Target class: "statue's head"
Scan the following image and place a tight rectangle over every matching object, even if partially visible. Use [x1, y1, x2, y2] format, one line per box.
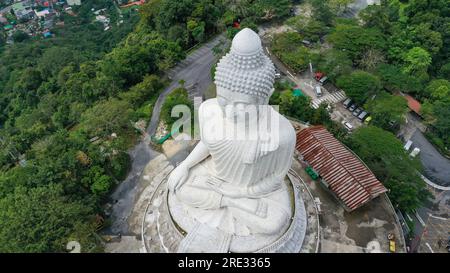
[214, 28, 275, 120]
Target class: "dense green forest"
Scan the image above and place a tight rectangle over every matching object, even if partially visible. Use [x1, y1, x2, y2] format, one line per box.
[0, 0, 294, 252]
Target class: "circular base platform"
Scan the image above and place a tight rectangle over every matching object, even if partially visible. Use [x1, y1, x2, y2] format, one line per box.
[141, 169, 308, 253]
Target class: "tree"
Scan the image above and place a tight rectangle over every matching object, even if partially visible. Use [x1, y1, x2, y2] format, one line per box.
[317, 49, 352, 82]
[424, 79, 450, 101]
[107, 151, 131, 181]
[365, 92, 408, 132]
[0, 32, 5, 48]
[336, 71, 381, 105]
[0, 184, 97, 252]
[424, 98, 450, 149]
[402, 47, 432, 75]
[286, 15, 329, 42]
[13, 68, 43, 93]
[431, 99, 450, 145]
[387, 23, 415, 64]
[12, 30, 29, 43]
[438, 63, 450, 80]
[90, 175, 113, 196]
[187, 20, 206, 43]
[375, 64, 423, 95]
[346, 126, 431, 212]
[251, 0, 292, 21]
[100, 31, 183, 88]
[277, 90, 330, 125]
[329, 0, 353, 14]
[38, 47, 82, 78]
[271, 32, 319, 73]
[225, 0, 252, 18]
[327, 24, 386, 62]
[79, 98, 133, 137]
[309, 0, 335, 26]
[411, 23, 443, 56]
[357, 49, 386, 71]
[119, 74, 163, 107]
[359, 2, 392, 32]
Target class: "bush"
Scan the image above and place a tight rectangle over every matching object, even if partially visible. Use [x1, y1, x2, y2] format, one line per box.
[161, 88, 193, 129]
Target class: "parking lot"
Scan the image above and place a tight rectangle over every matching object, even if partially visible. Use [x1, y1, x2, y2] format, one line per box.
[331, 103, 364, 131]
[285, 71, 366, 132]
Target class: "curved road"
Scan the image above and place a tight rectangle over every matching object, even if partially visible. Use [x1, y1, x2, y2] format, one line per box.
[106, 35, 226, 235]
[411, 130, 450, 187]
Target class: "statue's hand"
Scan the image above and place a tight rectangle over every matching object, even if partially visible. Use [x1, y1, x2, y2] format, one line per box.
[168, 164, 189, 193]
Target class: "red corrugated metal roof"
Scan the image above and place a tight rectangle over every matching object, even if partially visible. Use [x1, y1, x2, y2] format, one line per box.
[296, 126, 387, 211]
[404, 94, 421, 115]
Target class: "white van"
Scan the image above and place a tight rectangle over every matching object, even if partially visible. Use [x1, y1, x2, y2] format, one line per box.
[315, 85, 322, 97]
[404, 140, 413, 151]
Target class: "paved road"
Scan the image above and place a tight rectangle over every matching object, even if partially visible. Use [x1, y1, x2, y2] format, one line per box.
[105, 35, 226, 235]
[411, 130, 450, 187]
[106, 141, 159, 235]
[405, 129, 450, 252]
[148, 35, 226, 136]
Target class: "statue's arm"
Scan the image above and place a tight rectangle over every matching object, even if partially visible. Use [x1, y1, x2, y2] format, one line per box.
[169, 141, 210, 192]
[179, 140, 210, 169]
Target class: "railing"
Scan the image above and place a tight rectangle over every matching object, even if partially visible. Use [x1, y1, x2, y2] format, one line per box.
[288, 169, 321, 253]
[383, 193, 408, 253]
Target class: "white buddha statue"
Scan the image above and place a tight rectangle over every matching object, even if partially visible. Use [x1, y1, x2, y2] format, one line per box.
[167, 28, 296, 250]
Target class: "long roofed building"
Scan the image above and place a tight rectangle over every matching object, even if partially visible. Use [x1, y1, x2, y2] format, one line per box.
[296, 126, 387, 211]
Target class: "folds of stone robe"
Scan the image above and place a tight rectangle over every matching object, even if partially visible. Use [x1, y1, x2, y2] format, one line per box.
[173, 99, 296, 236]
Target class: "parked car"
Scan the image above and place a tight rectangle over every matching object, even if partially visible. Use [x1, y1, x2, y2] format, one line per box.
[364, 116, 372, 125]
[353, 107, 363, 116]
[319, 76, 328, 86]
[357, 111, 368, 121]
[302, 39, 312, 47]
[315, 85, 323, 97]
[348, 104, 357, 112]
[342, 120, 353, 131]
[314, 72, 324, 81]
[343, 98, 352, 108]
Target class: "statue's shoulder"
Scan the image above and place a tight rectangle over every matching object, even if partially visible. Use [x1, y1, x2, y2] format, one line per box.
[199, 98, 219, 108]
[199, 99, 221, 123]
[272, 109, 296, 141]
[199, 99, 219, 114]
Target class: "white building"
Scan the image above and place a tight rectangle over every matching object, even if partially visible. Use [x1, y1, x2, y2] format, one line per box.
[67, 0, 81, 6]
[35, 9, 50, 18]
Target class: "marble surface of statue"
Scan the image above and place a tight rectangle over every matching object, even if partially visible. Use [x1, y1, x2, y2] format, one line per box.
[167, 28, 297, 252]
